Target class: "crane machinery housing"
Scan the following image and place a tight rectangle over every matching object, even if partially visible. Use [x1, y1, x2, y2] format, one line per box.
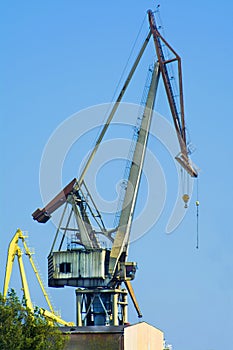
[32, 9, 198, 329]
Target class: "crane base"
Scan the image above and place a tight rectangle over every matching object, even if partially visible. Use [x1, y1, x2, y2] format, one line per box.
[75, 287, 128, 327]
[61, 322, 164, 350]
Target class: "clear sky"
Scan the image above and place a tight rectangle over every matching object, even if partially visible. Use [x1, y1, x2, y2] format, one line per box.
[1, 1, 233, 350]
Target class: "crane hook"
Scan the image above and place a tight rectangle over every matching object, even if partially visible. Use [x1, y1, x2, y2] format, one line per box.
[182, 194, 190, 208]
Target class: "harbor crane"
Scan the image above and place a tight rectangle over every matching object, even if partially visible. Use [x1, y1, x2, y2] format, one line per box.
[32, 9, 197, 327]
[3, 228, 74, 327]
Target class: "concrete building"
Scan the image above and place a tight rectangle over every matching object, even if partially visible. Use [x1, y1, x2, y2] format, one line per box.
[62, 321, 164, 350]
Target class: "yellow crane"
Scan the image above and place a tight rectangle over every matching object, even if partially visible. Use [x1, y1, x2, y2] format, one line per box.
[3, 228, 74, 327]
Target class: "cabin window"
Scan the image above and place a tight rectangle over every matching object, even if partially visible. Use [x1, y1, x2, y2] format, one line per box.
[60, 262, 71, 273]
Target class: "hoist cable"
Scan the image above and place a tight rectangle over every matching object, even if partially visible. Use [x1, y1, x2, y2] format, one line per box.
[110, 13, 147, 104]
[87, 13, 148, 169]
[196, 178, 199, 249]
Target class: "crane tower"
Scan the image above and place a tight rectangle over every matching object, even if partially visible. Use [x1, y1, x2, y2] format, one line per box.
[32, 9, 197, 328]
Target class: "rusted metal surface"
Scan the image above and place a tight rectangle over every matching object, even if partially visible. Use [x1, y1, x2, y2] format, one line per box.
[62, 326, 124, 350]
[65, 333, 124, 350]
[32, 178, 76, 223]
[65, 333, 123, 350]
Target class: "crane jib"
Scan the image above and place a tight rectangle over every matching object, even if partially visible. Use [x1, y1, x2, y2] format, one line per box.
[108, 62, 160, 276]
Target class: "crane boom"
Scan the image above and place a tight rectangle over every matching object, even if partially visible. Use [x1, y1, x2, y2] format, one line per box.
[77, 32, 151, 187]
[3, 229, 74, 326]
[148, 10, 197, 178]
[32, 32, 151, 226]
[3, 229, 34, 311]
[109, 62, 160, 276]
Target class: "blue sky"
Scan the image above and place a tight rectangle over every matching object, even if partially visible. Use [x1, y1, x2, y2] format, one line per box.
[1, 1, 233, 350]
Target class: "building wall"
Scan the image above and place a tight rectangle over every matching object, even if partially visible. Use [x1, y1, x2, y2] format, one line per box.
[124, 322, 164, 350]
[64, 332, 123, 350]
[63, 322, 164, 350]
